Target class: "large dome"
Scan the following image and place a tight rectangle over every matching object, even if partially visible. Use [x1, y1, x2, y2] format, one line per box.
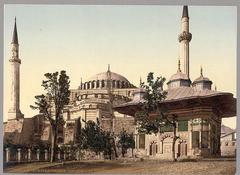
[79, 71, 135, 90]
[87, 71, 130, 82]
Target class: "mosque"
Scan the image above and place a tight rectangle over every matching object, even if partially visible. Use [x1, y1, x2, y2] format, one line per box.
[4, 6, 236, 159]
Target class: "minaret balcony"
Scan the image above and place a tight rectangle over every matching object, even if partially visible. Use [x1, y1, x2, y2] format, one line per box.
[9, 58, 21, 64]
[178, 31, 192, 42]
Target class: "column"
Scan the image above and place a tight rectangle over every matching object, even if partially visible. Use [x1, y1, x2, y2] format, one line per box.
[161, 141, 163, 154]
[199, 118, 203, 149]
[115, 80, 118, 89]
[95, 81, 98, 89]
[58, 151, 61, 160]
[75, 150, 79, 161]
[135, 135, 139, 150]
[64, 151, 66, 160]
[28, 148, 31, 161]
[189, 119, 193, 155]
[36, 149, 40, 161]
[5, 148, 10, 163]
[17, 148, 21, 162]
[67, 152, 71, 160]
[89, 81, 92, 89]
[44, 149, 48, 161]
[103, 80, 106, 88]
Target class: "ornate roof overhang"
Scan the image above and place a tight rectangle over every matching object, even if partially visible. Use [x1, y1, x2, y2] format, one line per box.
[114, 92, 236, 120]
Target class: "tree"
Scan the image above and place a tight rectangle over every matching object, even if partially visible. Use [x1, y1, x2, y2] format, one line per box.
[82, 119, 106, 155]
[81, 119, 117, 160]
[135, 72, 178, 161]
[30, 70, 70, 162]
[118, 129, 135, 157]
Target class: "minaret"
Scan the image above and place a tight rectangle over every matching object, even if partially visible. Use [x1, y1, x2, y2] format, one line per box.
[178, 6, 192, 78]
[8, 17, 24, 120]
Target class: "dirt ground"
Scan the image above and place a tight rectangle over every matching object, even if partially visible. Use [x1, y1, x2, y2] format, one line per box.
[4, 159, 236, 175]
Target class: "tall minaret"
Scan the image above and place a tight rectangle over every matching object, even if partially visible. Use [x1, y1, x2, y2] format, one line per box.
[178, 6, 192, 78]
[8, 17, 24, 120]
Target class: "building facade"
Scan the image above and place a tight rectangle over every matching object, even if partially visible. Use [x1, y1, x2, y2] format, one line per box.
[220, 125, 237, 157]
[4, 6, 236, 161]
[115, 6, 236, 159]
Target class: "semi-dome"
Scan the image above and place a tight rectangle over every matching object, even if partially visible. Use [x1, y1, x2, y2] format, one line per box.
[79, 67, 135, 90]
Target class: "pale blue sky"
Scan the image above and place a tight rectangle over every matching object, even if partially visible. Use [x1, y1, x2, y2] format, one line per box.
[3, 5, 237, 128]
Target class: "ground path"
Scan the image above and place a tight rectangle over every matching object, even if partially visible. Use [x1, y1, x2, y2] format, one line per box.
[4, 159, 236, 175]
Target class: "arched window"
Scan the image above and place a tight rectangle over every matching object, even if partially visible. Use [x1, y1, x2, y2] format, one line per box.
[96, 80, 100, 88]
[117, 81, 120, 88]
[87, 82, 90, 89]
[121, 81, 125, 88]
[91, 81, 95, 89]
[112, 80, 116, 88]
[102, 80, 105, 87]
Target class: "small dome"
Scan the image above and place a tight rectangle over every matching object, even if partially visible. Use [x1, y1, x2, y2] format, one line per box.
[169, 71, 189, 82]
[192, 67, 212, 90]
[167, 59, 191, 89]
[193, 76, 211, 83]
[192, 67, 212, 85]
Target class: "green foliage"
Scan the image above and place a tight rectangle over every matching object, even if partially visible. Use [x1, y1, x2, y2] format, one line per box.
[73, 117, 86, 151]
[141, 72, 167, 112]
[118, 130, 135, 157]
[136, 72, 179, 161]
[135, 72, 168, 134]
[82, 120, 106, 154]
[80, 119, 115, 159]
[30, 70, 70, 125]
[30, 70, 71, 162]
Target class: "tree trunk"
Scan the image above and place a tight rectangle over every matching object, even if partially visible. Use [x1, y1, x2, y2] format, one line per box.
[122, 148, 125, 157]
[50, 125, 57, 162]
[113, 139, 118, 158]
[172, 122, 177, 162]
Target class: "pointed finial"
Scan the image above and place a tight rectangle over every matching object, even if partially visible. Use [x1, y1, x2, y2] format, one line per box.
[178, 58, 181, 72]
[81, 77, 82, 84]
[182, 6, 189, 18]
[108, 64, 110, 72]
[140, 76, 142, 87]
[200, 66, 203, 76]
[12, 17, 18, 44]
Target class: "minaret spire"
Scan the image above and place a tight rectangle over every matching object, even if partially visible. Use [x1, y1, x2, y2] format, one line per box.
[8, 17, 23, 120]
[139, 76, 142, 87]
[179, 5, 192, 79]
[12, 17, 18, 44]
[182, 6, 189, 18]
[200, 66, 203, 76]
[178, 58, 181, 72]
[107, 64, 110, 72]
